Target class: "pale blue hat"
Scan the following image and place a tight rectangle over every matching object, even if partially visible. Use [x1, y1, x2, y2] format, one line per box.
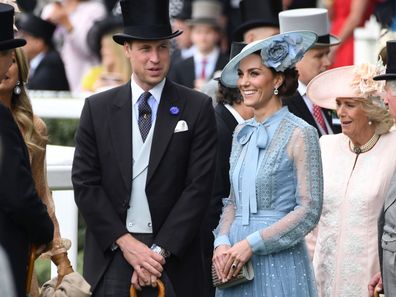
[220, 31, 317, 88]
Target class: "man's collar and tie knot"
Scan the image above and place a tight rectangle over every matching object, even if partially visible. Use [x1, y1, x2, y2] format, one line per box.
[138, 91, 152, 142]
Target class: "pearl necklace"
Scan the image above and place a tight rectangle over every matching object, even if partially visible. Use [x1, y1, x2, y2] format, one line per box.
[349, 133, 380, 154]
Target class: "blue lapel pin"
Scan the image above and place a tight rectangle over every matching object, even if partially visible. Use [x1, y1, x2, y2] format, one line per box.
[169, 106, 179, 115]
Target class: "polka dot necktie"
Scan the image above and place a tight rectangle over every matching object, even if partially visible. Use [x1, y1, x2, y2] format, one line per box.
[138, 92, 152, 142]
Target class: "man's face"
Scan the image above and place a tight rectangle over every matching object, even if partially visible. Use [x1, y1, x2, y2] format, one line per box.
[296, 46, 331, 86]
[0, 50, 13, 81]
[190, 24, 219, 54]
[124, 39, 171, 91]
[19, 31, 43, 61]
[385, 81, 396, 116]
[243, 26, 279, 43]
[172, 19, 192, 49]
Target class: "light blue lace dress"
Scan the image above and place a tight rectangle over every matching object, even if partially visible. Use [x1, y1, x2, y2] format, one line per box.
[214, 107, 323, 297]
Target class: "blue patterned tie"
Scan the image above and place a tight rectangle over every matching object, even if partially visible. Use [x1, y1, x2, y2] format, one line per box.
[138, 92, 152, 142]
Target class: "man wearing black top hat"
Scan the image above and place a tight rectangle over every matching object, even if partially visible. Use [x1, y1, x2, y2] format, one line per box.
[72, 0, 217, 296]
[0, 3, 54, 297]
[18, 13, 69, 91]
[369, 40, 396, 297]
[170, 0, 195, 66]
[233, 0, 282, 43]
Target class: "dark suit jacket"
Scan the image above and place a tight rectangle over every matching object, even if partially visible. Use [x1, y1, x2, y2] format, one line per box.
[0, 103, 54, 297]
[170, 48, 183, 68]
[72, 79, 217, 297]
[282, 92, 338, 137]
[168, 52, 229, 89]
[213, 104, 238, 205]
[27, 50, 69, 91]
[200, 103, 238, 297]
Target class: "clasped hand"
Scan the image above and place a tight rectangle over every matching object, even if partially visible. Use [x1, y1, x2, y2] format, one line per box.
[212, 239, 253, 283]
[116, 234, 165, 290]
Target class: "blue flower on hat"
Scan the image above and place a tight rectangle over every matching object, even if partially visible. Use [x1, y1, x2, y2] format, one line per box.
[261, 34, 304, 72]
[169, 106, 179, 115]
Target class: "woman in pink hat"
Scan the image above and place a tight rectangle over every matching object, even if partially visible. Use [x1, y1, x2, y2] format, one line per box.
[307, 62, 396, 297]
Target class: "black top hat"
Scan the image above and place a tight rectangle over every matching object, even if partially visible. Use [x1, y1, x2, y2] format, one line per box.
[374, 40, 396, 81]
[171, 0, 192, 20]
[215, 41, 246, 82]
[0, 3, 26, 51]
[233, 0, 282, 42]
[113, 0, 182, 44]
[18, 13, 56, 45]
[87, 15, 123, 58]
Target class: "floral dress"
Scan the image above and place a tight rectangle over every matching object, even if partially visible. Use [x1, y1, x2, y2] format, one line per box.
[214, 107, 323, 297]
[313, 132, 396, 297]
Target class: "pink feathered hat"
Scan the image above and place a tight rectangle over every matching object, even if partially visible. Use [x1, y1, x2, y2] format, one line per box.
[307, 63, 386, 109]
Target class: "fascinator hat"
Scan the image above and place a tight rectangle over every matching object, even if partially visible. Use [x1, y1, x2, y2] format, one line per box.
[220, 31, 317, 88]
[307, 61, 386, 110]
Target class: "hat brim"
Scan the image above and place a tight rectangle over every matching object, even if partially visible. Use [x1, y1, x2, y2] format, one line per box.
[307, 66, 359, 110]
[187, 18, 221, 28]
[314, 35, 340, 47]
[0, 38, 26, 51]
[113, 30, 182, 45]
[373, 73, 396, 81]
[221, 31, 317, 88]
[233, 20, 279, 42]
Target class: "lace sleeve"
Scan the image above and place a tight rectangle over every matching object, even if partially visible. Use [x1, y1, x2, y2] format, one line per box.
[213, 124, 244, 248]
[246, 126, 323, 255]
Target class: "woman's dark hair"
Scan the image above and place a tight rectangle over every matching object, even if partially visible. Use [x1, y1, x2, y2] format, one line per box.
[270, 67, 299, 97]
[216, 80, 243, 106]
[251, 50, 299, 97]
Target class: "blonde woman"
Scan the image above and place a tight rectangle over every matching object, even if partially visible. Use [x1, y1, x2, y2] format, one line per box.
[0, 47, 72, 296]
[82, 31, 132, 93]
[307, 62, 396, 297]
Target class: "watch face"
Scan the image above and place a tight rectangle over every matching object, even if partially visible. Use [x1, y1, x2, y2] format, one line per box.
[151, 244, 170, 257]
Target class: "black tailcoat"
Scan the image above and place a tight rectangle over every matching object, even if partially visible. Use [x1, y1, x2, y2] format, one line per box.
[72, 79, 217, 296]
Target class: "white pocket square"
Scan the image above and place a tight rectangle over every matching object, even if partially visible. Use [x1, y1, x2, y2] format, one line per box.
[174, 120, 188, 133]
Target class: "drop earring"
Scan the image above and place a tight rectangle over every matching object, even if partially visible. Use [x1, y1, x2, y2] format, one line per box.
[273, 87, 279, 96]
[14, 81, 21, 95]
[368, 120, 372, 126]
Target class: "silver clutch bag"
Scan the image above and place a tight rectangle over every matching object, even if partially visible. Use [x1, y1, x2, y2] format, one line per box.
[212, 260, 254, 289]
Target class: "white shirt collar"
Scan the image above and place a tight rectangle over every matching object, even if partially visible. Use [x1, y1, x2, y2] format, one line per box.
[181, 45, 196, 60]
[29, 52, 45, 75]
[195, 47, 220, 65]
[131, 74, 166, 105]
[224, 104, 245, 124]
[298, 80, 313, 112]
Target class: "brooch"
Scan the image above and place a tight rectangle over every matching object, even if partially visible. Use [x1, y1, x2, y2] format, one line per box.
[169, 106, 179, 115]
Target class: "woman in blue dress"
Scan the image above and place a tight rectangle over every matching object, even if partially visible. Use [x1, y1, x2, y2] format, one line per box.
[212, 31, 323, 297]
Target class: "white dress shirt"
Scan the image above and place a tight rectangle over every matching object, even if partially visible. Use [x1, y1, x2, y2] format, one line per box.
[298, 81, 333, 135]
[194, 47, 220, 80]
[225, 104, 245, 124]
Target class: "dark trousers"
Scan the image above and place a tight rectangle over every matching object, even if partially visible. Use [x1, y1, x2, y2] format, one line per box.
[93, 234, 176, 297]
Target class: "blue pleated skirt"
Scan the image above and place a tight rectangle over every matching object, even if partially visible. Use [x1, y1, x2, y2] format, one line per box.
[215, 212, 318, 297]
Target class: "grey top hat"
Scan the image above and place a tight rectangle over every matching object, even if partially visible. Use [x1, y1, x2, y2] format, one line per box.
[0, 3, 26, 51]
[187, 0, 222, 28]
[221, 31, 317, 87]
[374, 40, 396, 81]
[279, 8, 340, 47]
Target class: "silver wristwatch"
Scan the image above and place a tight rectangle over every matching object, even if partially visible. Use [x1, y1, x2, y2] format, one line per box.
[151, 244, 170, 258]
